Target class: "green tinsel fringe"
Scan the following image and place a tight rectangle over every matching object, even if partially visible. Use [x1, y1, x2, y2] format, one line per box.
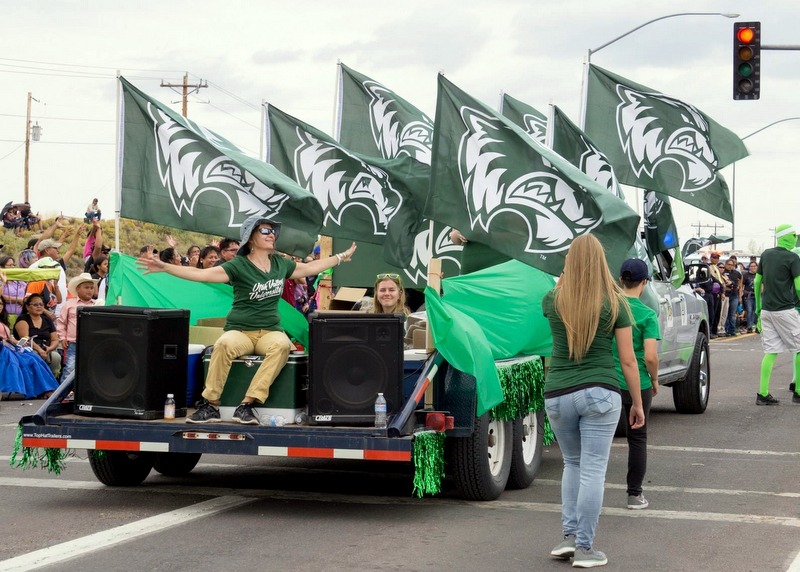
[492, 358, 554, 445]
[9, 424, 69, 475]
[412, 430, 446, 497]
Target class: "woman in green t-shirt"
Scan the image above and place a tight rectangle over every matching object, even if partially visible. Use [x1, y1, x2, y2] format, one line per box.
[139, 214, 356, 426]
[543, 234, 644, 569]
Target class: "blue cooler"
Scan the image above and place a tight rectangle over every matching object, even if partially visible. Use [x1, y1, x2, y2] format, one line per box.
[186, 344, 207, 406]
[403, 349, 429, 405]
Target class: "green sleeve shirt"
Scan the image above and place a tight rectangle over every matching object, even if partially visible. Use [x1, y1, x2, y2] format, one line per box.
[757, 247, 800, 311]
[221, 255, 297, 332]
[542, 288, 633, 397]
[612, 296, 661, 390]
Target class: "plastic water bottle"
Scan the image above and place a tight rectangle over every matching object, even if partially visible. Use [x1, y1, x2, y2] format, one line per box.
[266, 415, 286, 427]
[294, 411, 308, 425]
[374, 393, 387, 429]
[164, 394, 176, 420]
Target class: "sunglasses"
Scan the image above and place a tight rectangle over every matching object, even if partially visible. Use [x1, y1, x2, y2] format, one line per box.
[28, 302, 45, 307]
[377, 273, 400, 280]
[257, 228, 276, 236]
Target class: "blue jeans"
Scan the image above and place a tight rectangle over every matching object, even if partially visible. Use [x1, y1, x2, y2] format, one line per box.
[743, 294, 755, 329]
[725, 293, 739, 335]
[545, 386, 622, 549]
[61, 342, 76, 384]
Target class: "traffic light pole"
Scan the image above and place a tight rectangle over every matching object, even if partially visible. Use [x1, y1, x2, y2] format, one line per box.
[761, 45, 800, 50]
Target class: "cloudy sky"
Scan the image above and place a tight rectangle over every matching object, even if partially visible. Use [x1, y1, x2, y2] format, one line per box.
[1, 0, 797, 253]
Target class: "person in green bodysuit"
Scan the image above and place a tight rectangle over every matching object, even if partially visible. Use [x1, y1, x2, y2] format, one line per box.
[754, 224, 800, 405]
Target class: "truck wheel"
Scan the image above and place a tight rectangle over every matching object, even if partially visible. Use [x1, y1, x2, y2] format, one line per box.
[507, 410, 544, 489]
[153, 453, 202, 476]
[673, 332, 710, 414]
[88, 450, 154, 486]
[449, 412, 512, 501]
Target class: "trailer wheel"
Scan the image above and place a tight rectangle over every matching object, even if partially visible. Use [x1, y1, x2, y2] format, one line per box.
[449, 412, 512, 501]
[673, 332, 710, 414]
[507, 410, 544, 490]
[153, 453, 202, 476]
[88, 450, 154, 486]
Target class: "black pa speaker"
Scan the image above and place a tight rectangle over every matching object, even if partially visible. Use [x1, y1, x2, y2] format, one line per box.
[75, 306, 190, 419]
[308, 312, 404, 425]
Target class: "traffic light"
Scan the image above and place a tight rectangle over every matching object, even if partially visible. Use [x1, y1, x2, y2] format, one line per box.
[733, 22, 761, 100]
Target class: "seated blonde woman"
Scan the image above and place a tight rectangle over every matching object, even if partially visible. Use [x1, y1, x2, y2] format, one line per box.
[371, 273, 410, 316]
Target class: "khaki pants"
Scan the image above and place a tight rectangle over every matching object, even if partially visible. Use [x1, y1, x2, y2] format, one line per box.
[202, 329, 293, 404]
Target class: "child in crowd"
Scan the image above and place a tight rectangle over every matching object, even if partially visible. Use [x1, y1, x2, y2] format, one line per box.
[56, 273, 98, 383]
[612, 259, 661, 510]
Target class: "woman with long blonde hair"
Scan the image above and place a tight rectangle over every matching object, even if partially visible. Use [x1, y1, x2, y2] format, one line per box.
[543, 234, 644, 568]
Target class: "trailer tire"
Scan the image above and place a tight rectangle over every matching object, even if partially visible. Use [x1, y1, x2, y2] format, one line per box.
[672, 332, 710, 414]
[88, 450, 154, 486]
[153, 453, 202, 476]
[449, 412, 512, 501]
[507, 410, 544, 490]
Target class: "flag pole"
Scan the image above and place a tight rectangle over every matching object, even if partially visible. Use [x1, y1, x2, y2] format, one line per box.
[497, 90, 504, 114]
[578, 56, 590, 130]
[114, 70, 122, 254]
[333, 60, 342, 142]
[114, 70, 123, 304]
[259, 98, 266, 161]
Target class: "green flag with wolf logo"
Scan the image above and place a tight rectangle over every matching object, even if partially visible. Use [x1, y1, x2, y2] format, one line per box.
[549, 105, 651, 269]
[118, 77, 322, 257]
[335, 63, 460, 286]
[337, 62, 434, 164]
[425, 74, 640, 277]
[585, 65, 748, 223]
[265, 102, 428, 270]
[500, 92, 547, 145]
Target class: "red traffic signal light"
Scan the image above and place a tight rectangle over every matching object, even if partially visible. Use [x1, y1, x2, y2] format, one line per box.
[733, 22, 760, 100]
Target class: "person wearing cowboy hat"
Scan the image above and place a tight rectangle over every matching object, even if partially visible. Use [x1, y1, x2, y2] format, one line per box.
[138, 213, 357, 425]
[56, 273, 98, 384]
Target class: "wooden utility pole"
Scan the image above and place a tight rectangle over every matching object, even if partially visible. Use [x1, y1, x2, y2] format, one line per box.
[23, 92, 32, 203]
[160, 72, 208, 117]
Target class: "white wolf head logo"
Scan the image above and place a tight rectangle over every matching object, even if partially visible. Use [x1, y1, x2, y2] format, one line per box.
[402, 226, 462, 284]
[577, 135, 625, 200]
[643, 190, 666, 230]
[149, 104, 289, 228]
[616, 86, 718, 192]
[292, 129, 402, 236]
[521, 113, 547, 145]
[364, 80, 434, 165]
[458, 108, 602, 253]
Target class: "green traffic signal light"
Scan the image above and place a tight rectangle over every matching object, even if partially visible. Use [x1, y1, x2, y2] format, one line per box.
[733, 22, 761, 100]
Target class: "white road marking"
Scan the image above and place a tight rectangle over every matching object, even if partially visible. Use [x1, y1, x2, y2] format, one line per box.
[2, 476, 800, 528]
[612, 443, 800, 457]
[0, 495, 255, 572]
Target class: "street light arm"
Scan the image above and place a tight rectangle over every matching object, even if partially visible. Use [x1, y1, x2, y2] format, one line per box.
[588, 12, 739, 59]
[743, 117, 800, 140]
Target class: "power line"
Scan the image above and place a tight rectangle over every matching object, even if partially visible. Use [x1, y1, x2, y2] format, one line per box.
[0, 56, 184, 74]
[0, 112, 113, 122]
[0, 142, 24, 162]
[0, 139, 113, 145]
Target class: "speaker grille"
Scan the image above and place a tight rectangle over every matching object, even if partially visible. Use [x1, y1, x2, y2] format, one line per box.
[83, 338, 140, 404]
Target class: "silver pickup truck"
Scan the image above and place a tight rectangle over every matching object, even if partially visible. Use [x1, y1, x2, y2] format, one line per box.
[645, 253, 712, 414]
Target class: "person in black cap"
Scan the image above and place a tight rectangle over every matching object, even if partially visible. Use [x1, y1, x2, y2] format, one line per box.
[138, 214, 356, 425]
[612, 258, 661, 511]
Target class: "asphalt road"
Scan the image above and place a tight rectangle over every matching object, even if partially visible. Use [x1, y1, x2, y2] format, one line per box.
[1, 332, 799, 572]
